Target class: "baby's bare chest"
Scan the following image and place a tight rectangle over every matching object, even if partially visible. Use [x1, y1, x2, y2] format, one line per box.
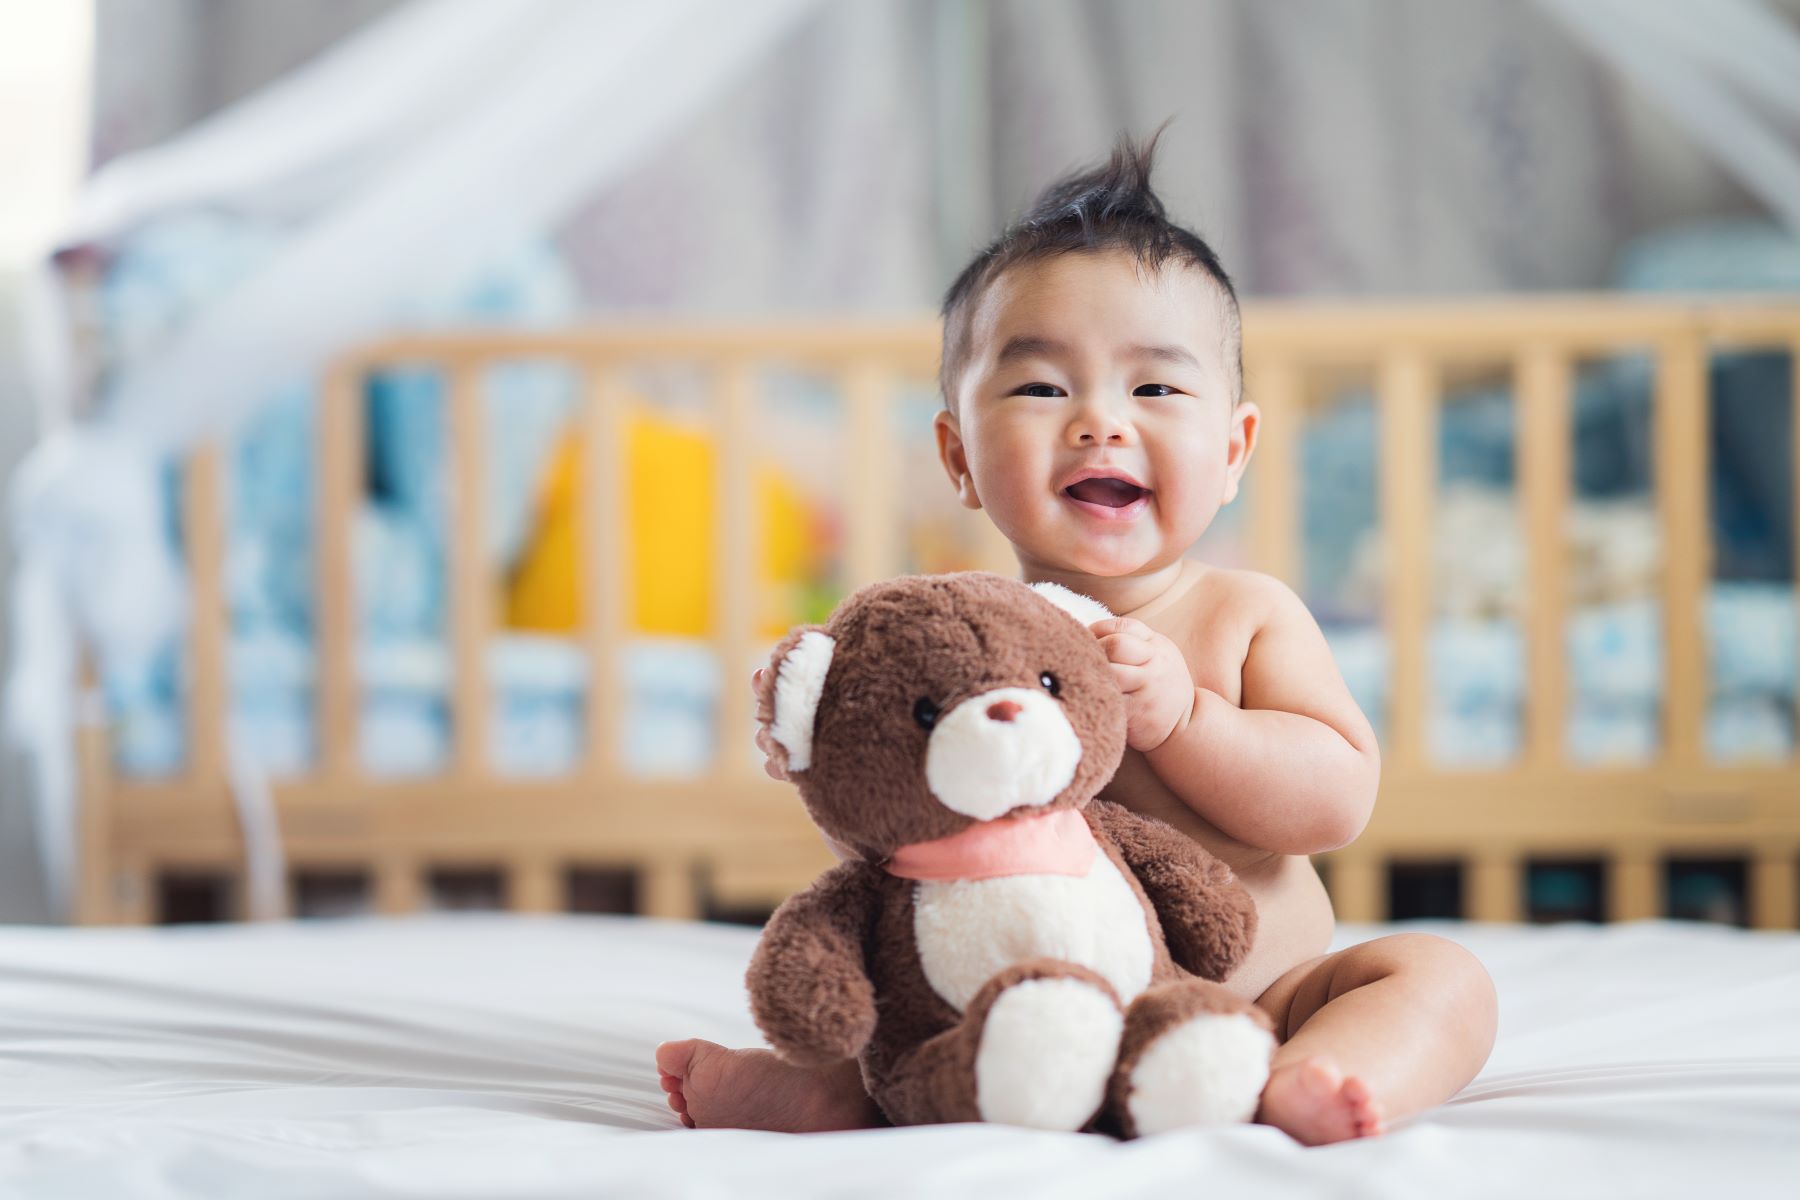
[1145, 596, 1254, 707]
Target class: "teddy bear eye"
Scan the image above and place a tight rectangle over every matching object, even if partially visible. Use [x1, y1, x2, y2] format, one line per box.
[912, 697, 941, 730]
[1039, 671, 1061, 697]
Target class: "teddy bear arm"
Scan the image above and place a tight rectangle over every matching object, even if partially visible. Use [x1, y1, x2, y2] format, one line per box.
[746, 864, 880, 1067]
[1088, 800, 1258, 982]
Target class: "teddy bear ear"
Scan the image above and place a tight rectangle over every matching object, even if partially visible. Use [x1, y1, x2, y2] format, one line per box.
[758, 627, 836, 773]
[1029, 580, 1114, 628]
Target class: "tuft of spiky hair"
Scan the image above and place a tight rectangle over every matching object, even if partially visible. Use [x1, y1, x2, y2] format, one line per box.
[938, 123, 1241, 405]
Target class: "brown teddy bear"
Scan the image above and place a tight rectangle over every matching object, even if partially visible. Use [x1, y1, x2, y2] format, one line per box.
[746, 572, 1275, 1136]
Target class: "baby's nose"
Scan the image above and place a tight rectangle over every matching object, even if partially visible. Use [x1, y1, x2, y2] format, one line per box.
[986, 700, 1022, 722]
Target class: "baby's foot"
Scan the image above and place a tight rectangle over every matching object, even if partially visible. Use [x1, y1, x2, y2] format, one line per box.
[654, 1039, 883, 1132]
[1256, 1057, 1385, 1146]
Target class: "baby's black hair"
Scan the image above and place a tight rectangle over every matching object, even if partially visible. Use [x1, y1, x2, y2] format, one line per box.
[938, 125, 1241, 403]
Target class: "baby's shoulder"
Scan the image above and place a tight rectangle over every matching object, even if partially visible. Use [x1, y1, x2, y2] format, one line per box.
[1182, 563, 1310, 631]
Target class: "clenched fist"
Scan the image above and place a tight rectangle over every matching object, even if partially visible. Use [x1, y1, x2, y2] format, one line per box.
[1089, 617, 1196, 752]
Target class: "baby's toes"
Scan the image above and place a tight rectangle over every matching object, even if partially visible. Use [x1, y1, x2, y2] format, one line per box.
[1341, 1075, 1385, 1137]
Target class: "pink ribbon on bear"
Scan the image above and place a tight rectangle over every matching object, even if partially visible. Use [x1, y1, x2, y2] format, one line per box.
[883, 806, 1097, 881]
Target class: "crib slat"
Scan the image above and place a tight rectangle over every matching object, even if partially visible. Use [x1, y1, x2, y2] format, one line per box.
[642, 857, 700, 920]
[715, 361, 758, 776]
[1247, 358, 1302, 587]
[447, 361, 491, 776]
[1327, 851, 1383, 923]
[844, 364, 899, 587]
[1655, 336, 1709, 766]
[317, 361, 363, 779]
[1469, 852, 1522, 922]
[1791, 336, 1800, 757]
[1751, 849, 1799, 930]
[184, 447, 227, 786]
[509, 856, 561, 914]
[1377, 351, 1438, 772]
[374, 855, 423, 915]
[971, 510, 1018, 576]
[1608, 849, 1660, 922]
[1518, 347, 1571, 768]
[582, 366, 631, 778]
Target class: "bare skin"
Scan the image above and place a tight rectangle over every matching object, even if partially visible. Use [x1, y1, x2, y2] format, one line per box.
[657, 251, 1497, 1144]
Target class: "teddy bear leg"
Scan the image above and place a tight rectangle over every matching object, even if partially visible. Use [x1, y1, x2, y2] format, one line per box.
[1106, 978, 1276, 1138]
[878, 958, 1125, 1131]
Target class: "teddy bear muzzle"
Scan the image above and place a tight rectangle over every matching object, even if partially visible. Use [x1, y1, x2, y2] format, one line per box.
[922, 686, 1084, 819]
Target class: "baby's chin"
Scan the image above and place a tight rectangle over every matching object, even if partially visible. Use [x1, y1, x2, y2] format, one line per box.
[1019, 524, 1183, 580]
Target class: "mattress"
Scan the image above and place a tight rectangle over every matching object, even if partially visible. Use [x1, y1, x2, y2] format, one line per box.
[2, 916, 1795, 1198]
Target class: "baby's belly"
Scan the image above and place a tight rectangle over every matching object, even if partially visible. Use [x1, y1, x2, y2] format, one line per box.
[910, 856, 1156, 1012]
[1222, 853, 1336, 1001]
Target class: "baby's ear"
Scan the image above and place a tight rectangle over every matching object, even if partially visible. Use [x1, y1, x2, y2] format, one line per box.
[756, 625, 836, 773]
[1029, 581, 1114, 628]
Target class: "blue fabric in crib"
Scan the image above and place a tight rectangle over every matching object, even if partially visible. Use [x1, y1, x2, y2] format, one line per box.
[1321, 583, 1797, 767]
[112, 585, 1793, 777]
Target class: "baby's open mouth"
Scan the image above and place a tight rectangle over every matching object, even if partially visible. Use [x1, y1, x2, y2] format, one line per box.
[1063, 477, 1150, 508]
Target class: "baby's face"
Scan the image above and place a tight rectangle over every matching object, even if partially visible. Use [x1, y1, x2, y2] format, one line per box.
[937, 250, 1255, 579]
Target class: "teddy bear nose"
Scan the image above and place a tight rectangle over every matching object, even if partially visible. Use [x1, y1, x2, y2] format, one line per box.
[986, 699, 1022, 723]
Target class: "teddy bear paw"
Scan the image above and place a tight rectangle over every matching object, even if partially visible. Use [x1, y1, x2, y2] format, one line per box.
[974, 977, 1124, 1130]
[1124, 1011, 1274, 1136]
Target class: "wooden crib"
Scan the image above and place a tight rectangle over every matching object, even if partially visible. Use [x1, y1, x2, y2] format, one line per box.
[73, 297, 1800, 929]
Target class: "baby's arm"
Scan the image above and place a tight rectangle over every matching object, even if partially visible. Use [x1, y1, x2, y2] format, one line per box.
[746, 862, 880, 1067]
[1095, 575, 1378, 855]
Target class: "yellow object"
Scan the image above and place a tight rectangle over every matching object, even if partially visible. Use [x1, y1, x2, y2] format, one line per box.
[627, 416, 716, 636]
[504, 410, 822, 639]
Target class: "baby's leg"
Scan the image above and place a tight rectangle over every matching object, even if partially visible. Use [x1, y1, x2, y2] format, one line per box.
[1253, 933, 1497, 1146]
[655, 1041, 884, 1131]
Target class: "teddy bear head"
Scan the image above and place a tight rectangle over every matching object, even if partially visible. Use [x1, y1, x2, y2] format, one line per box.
[753, 572, 1127, 862]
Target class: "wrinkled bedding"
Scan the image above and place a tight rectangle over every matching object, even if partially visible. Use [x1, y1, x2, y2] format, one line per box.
[2, 916, 1796, 1198]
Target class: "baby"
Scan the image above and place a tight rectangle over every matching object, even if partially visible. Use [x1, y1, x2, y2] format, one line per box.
[657, 132, 1496, 1146]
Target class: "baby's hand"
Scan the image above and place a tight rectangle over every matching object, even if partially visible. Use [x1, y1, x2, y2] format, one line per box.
[751, 667, 791, 782]
[1090, 617, 1196, 752]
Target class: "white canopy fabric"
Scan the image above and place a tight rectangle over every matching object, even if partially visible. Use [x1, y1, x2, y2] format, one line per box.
[1538, 0, 1800, 233]
[57, 0, 827, 449]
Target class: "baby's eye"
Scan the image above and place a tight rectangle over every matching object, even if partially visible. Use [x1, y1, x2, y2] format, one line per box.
[1133, 383, 1177, 397]
[1014, 383, 1066, 398]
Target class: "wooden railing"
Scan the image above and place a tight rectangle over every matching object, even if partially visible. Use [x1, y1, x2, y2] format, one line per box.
[79, 299, 1800, 928]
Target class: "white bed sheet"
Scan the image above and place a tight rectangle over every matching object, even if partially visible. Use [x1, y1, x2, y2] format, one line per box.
[2, 916, 1796, 1199]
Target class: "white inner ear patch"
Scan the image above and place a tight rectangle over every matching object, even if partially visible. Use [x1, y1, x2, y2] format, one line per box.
[769, 630, 835, 771]
[1029, 581, 1114, 628]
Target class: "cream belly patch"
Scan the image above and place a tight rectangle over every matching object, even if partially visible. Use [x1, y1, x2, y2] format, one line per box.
[911, 854, 1156, 1012]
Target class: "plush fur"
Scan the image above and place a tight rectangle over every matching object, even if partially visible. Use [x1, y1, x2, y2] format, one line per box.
[745, 572, 1273, 1135]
